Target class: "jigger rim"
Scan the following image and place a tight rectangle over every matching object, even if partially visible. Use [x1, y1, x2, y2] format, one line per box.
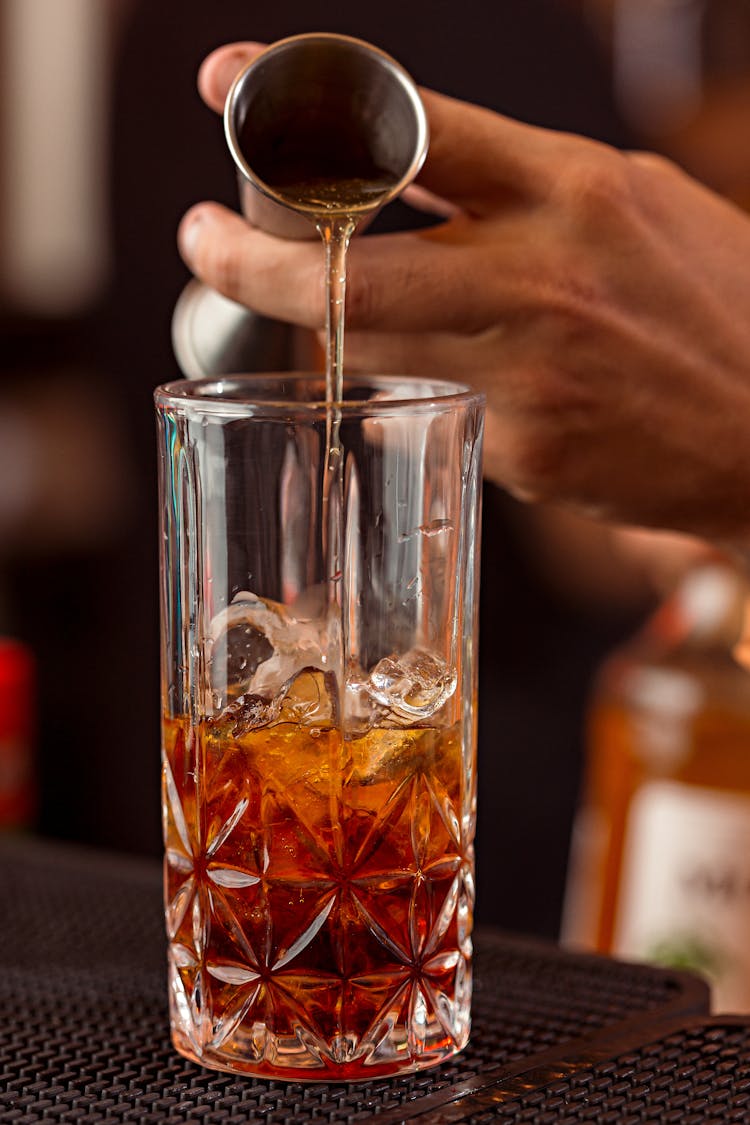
[223, 31, 430, 218]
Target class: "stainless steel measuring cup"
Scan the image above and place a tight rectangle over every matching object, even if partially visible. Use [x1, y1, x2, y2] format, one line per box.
[225, 32, 428, 238]
[172, 33, 428, 378]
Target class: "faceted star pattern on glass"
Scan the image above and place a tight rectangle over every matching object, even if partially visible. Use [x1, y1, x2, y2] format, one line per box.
[162, 716, 474, 1079]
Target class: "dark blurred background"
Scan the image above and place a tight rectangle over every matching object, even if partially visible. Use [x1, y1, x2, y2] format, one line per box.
[0, 0, 748, 940]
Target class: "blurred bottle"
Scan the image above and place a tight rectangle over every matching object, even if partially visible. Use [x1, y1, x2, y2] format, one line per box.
[562, 559, 750, 1011]
[0, 638, 36, 829]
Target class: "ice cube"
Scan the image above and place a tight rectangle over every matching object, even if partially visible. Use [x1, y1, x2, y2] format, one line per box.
[343, 663, 390, 735]
[279, 668, 335, 726]
[366, 648, 456, 721]
[215, 669, 335, 736]
[208, 616, 273, 703]
[208, 590, 328, 714]
[220, 691, 281, 736]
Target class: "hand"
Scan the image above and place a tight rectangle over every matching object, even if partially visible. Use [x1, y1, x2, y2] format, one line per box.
[178, 43, 750, 545]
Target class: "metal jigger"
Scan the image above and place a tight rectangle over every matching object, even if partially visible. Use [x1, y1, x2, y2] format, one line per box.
[172, 32, 428, 380]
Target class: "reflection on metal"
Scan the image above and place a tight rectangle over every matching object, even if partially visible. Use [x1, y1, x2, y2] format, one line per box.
[171, 281, 294, 380]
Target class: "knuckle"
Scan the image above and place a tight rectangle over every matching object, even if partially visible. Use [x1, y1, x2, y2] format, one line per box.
[556, 150, 633, 223]
[628, 149, 677, 180]
[627, 150, 685, 209]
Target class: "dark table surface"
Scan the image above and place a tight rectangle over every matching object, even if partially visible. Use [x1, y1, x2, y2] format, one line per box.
[3, 835, 749, 1123]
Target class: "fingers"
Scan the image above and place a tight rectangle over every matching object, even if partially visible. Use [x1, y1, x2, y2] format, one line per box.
[178, 203, 325, 327]
[197, 42, 266, 112]
[413, 89, 574, 214]
[179, 201, 511, 333]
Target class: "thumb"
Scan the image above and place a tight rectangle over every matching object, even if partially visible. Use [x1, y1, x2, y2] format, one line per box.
[197, 42, 266, 113]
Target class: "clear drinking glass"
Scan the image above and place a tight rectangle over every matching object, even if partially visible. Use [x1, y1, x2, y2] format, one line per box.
[155, 374, 484, 1079]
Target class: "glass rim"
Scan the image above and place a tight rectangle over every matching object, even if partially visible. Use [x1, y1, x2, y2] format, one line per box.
[154, 373, 485, 418]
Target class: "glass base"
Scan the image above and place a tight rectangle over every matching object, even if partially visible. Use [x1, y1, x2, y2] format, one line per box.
[171, 1022, 470, 1081]
[167, 958, 472, 1080]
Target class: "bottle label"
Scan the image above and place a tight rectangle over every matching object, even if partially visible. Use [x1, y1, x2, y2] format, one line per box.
[614, 779, 750, 1012]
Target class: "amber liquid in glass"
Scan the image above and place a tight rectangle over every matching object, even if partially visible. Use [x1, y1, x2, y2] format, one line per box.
[162, 683, 473, 1078]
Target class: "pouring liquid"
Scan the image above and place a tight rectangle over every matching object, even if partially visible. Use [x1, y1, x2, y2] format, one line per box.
[262, 169, 399, 609]
[236, 125, 399, 396]
[260, 172, 398, 402]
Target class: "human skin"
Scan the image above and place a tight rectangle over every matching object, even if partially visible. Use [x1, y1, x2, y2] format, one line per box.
[178, 42, 750, 545]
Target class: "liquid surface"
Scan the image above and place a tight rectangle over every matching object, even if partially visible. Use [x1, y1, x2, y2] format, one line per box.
[275, 175, 398, 216]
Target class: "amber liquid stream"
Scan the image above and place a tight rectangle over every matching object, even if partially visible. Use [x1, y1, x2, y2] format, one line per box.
[268, 171, 398, 639]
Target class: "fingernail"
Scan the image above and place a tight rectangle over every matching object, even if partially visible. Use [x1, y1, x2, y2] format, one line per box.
[178, 211, 204, 265]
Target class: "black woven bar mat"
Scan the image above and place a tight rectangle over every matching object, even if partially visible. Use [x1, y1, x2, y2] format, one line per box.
[395, 1017, 750, 1122]
[0, 837, 710, 1123]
